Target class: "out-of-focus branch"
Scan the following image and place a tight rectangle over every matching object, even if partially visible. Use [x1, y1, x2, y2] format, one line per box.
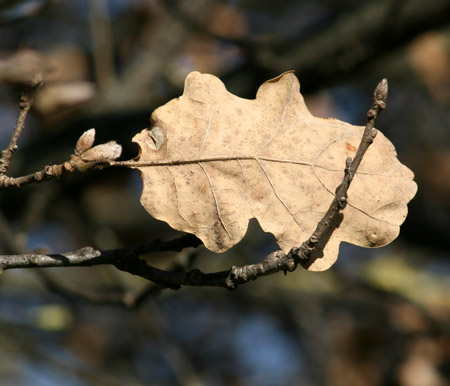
[38, 250, 200, 308]
[90, 0, 216, 114]
[87, 0, 117, 91]
[257, 0, 450, 91]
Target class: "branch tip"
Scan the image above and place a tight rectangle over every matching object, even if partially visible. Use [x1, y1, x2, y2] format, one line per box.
[374, 78, 388, 104]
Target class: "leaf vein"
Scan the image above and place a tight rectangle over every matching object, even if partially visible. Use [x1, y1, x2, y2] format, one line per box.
[198, 163, 232, 239]
[256, 159, 306, 233]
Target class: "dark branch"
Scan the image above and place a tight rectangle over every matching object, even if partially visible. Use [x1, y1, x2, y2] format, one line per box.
[259, 0, 450, 92]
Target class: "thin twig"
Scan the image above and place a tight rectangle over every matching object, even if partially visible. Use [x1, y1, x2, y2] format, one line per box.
[0, 163, 70, 189]
[0, 89, 71, 188]
[87, 0, 117, 91]
[0, 92, 35, 175]
[0, 159, 117, 189]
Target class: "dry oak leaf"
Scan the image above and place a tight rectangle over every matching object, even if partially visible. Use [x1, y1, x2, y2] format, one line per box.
[131, 71, 417, 271]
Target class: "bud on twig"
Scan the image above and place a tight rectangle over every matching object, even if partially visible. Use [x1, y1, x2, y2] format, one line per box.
[374, 78, 388, 103]
[70, 129, 122, 171]
[81, 142, 122, 162]
[75, 128, 96, 155]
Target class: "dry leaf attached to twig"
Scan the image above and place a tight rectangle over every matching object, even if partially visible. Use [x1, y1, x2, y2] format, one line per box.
[129, 72, 417, 271]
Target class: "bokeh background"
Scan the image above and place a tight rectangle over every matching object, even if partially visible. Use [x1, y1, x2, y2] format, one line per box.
[0, 1, 449, 385]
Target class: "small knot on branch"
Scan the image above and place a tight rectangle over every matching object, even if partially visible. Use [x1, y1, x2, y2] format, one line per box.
[338, 195, 347, 209]
[225, 266, 239, 290]
[345, 157, 352, 169]
[44, 164, 64, 178]
[0, 175, 18, 188]
[288, 235, 319, 263]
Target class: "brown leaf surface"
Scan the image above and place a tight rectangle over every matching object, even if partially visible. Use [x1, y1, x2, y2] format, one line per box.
[131, 72, 417, 271]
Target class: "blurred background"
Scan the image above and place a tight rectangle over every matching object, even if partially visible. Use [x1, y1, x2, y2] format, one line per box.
[0, 0, 449, 385]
